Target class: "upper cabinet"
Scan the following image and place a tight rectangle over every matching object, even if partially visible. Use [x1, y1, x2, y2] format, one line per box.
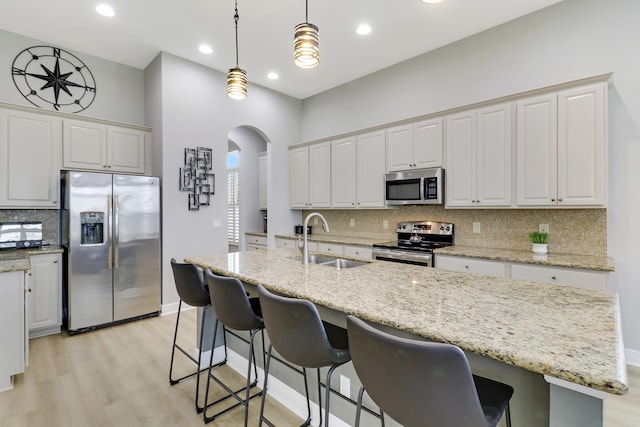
[445, 103, 512, 207]
[63, 119, 149, 175]
[258, 152, 268, 210]
[516, 83, 606, 207]
[386, 118, 443, 172]
[331, 130, 386, 208]
[289, 142, 331, 209]
[0, 108, 62, 208]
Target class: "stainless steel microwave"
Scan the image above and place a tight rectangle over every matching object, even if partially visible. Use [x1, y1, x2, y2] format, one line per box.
[385, 168, 444, 205]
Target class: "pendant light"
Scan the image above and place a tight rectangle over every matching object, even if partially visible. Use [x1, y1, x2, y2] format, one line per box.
[227, 0, 247, 100]
[294, 0, 319, 69]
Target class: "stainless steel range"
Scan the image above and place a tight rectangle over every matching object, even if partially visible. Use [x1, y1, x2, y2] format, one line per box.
[373, 221, 454, 267]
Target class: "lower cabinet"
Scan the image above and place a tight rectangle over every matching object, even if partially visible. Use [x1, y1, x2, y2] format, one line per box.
[0, 270, 26, 390]
[27, 253, 62, 338]
[436, 254, 607, 290]
[246, 234, 267, 251]
[275, 238, 373, 260]
[510, 263, 607, 291]
[435, 255, 507, 277]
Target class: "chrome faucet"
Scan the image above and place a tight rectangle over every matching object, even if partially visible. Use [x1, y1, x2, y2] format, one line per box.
[300, 212, 330, 266]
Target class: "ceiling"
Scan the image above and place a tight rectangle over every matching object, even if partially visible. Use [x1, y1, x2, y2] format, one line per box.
[0, 0, 564, 100]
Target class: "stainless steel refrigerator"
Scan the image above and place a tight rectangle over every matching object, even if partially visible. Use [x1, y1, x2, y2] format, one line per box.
[62, 171, 161, 333]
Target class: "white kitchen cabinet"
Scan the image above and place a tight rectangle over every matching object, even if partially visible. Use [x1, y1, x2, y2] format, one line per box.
[386, 118, 443, 172]
[516, 83, 606, 207]
[317, 242, 344, 255]
[445, 104, 512, 207]
[0, 108, 62, 208]
[343, 245, 373, 260]
[435, 255, 507, 277]
[27, 253, 62, 338]
[289, 142, 331, 208]
[246, 234, 267, 251]
[331, 130, 386, 209]
[511, 263, 607, 291]
[331, 137, 356, 208]
[258, 152, 268, 210]
[356, 130, 386, 208]
[0, 270, 26, 391]
[276, 237, 317, 252]
[63, 119, 147, 174]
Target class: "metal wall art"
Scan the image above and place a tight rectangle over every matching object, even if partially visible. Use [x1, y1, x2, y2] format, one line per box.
[179, 147, 215, 211]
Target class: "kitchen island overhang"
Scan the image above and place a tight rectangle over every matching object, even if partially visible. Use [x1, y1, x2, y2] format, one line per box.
[186, 248, 627, 425]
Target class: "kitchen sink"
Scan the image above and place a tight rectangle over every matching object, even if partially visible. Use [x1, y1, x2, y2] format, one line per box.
[293, 255, 368, 269]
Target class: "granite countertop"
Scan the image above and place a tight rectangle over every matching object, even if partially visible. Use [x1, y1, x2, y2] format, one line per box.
[245, 231, 267, 237]
[434, 245, 615, 272]
[275, 233, 384, 248]
[0, 245, 64, 273]
[186, 247, 627, 395]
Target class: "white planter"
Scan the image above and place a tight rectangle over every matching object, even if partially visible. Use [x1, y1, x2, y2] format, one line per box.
[532, 243, 548, 254]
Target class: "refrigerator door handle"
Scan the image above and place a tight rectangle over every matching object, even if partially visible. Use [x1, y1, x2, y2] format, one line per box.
[113, 196, 120, 268]
[114, 194, 120, 269]
[107, 194, 113, 269]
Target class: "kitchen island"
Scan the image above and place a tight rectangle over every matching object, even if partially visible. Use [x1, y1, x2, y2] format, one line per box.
[186, 248, 627, 427]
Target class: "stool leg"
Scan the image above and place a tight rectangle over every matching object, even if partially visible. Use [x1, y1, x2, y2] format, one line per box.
[259, 344, 273, 427]
[324, 363, 342, 427]
[194, 305, 209, 413]
[505, 403, 512, 427]
[301, 367, 312, 427]
[203, 319, 221, 421]
[355, 385, 365, 427]
[317, 368, 323, 426]
[168, 300, 183, 385]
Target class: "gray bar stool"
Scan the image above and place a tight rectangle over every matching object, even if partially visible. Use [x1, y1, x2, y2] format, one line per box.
[169, 258, 227, 413]
[257, 284, 351, 427]
[346, 315, 514, 427]
[203, 270, 266, 426]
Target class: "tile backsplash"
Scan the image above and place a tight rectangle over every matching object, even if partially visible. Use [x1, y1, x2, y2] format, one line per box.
[0, 209, 59, 243]
[302, 207, 607, 257]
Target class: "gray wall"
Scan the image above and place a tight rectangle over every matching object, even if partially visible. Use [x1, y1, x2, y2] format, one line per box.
[0, 28, 145, 125]
[152, 53, 302, 306]
[300, 0, 640, 359]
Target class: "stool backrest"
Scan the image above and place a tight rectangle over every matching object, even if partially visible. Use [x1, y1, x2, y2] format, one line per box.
[346, 315, 490, 427]
[205, 270, 263, 331]
[258, 284, 341, 368]
[170, 258, 210, 307]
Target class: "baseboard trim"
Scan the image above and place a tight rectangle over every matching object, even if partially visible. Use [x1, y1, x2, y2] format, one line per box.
[225, 348, 350, 427]
[626, 348, 640, 367]
[161, 302, 181, 315]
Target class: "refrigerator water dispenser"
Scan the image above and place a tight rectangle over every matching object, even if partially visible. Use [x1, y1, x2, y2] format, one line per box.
[80, 212, 104, 244]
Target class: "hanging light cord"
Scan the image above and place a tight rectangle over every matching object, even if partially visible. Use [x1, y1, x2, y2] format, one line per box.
[234, 0, 240, 66]
[305, 0, 309, 23]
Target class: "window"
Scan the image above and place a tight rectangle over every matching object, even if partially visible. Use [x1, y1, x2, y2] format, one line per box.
[227, 151, 239, 245]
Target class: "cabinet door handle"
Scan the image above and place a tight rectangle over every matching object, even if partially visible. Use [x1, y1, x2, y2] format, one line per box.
[551, 198, 556, 202]
[551, 276, 557, 280]
[53, 260, 58, 263]
[28, 288, 32, 293]
[558, 198, 563, 202]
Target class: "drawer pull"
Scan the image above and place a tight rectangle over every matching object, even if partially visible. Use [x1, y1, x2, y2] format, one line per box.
[551, 276, 557, 280]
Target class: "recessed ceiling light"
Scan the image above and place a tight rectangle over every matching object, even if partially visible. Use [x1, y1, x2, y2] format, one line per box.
[421, 0, 444, 4]
[198, 44, 213, 54]
[356, 24, 372, 35]
[267, 72, 279, 80]
[95, 4, 115, 17]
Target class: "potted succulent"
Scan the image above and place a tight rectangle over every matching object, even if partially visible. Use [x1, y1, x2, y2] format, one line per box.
[529, 231, 549, 254]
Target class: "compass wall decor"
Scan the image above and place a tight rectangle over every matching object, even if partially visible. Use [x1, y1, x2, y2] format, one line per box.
[11, 45, 97, 113]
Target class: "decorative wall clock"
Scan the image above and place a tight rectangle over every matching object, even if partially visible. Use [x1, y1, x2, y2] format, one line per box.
[11, 45, 97, 113]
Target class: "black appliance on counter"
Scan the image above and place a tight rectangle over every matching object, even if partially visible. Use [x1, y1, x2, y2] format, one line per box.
[373, 221, 454, 267]
[0, 221, 43, 250]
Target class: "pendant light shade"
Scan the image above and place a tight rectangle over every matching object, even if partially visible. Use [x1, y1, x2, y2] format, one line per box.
[227, 66, 248, 100]
[294, 1, 319, 69]
[227, 0, 247, 100]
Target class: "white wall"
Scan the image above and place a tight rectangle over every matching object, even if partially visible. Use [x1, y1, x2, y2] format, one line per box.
[152, 53, 301, 306]
[300, 0, 640, 358]
[0, 28, 145, 125]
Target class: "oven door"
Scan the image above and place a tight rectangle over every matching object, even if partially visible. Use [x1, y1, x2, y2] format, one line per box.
[373, 247, 432, 267]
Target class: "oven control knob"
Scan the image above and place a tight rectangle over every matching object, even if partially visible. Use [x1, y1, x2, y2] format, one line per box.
[446, 226, 450, 231]
[440, 226, 444, 231]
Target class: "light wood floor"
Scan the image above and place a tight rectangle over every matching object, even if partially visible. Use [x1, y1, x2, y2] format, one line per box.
[1, 309, 639, 426]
